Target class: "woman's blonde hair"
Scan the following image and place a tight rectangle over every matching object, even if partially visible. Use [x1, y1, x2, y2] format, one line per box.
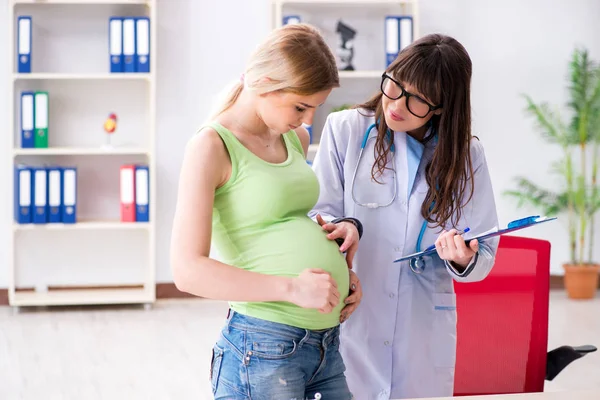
[212, 23, 340, 117]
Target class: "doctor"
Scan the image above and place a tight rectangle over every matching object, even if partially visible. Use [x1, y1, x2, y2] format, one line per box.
[310, 33, 499, 399]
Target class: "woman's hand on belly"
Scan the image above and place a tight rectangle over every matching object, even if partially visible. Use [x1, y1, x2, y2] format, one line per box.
[340, 269, 362, 323]
[315, 214, 359, 269]
[288, 268, 341, 313]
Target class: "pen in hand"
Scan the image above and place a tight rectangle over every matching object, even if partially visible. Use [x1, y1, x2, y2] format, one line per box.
[424, 227, 471, 252]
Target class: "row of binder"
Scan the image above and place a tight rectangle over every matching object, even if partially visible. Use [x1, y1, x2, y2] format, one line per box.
[120, 164, 149, 223]
[14, 165, 77, 224]
[16, 16, 150, 74]
[20, 91, 49, 149]
[109, 17, 151, 73]
[282, 15, 414, 68]
[14, 164, 150, 224]
[385, 16, 413, 66]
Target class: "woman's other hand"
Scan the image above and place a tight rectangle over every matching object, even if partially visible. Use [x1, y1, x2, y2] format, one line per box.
[340, 269, 362, 323]
[316, 214, 359, 269]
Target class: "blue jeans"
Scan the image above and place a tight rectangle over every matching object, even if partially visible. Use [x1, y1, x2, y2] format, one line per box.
[210, 310, 353, 400]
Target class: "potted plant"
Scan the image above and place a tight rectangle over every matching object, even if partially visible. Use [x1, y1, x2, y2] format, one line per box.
[505, 48, 600, 299]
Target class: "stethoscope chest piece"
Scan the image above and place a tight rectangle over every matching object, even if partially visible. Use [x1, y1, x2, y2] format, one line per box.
[409, 256, 425, 274]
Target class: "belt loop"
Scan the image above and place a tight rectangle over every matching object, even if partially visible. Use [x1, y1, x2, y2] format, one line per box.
[299, 329, 310, 348]
[323, 325, 336, 346]
[226, 309, 233, 332]
[323, 328, 330, 347]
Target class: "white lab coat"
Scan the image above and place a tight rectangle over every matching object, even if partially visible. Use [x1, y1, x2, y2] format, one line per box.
[309, 109, 499, 400]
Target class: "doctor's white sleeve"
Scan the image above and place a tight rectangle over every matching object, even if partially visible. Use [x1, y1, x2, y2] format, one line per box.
[445, 139, 499, 283]
[308, 114, 347, 223]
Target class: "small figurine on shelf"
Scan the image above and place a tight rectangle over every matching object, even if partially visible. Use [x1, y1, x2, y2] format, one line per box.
[336, 20, 356, 71]
[103, 112, 117, 148]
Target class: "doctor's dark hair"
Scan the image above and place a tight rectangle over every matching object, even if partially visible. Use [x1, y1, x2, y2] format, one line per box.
[210, 23, 339, 118]
[357, 33, 474, 229]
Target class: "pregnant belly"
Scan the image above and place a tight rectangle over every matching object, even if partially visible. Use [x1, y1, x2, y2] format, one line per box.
[229, 217, 351, 330]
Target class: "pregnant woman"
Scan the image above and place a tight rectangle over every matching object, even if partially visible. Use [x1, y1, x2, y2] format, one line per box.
[170, 23, 362, 400]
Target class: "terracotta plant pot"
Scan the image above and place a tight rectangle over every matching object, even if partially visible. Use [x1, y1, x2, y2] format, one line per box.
[563, 263, 600, 299]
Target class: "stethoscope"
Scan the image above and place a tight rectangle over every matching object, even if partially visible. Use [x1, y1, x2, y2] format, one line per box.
[350, 122, 397, 209]
[350, 122, 434, 274]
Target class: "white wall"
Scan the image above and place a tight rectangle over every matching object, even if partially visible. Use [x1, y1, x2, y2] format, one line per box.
[0, 0, 599, 288]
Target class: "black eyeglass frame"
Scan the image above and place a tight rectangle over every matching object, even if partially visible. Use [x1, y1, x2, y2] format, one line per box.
[380, 73, 443, 118]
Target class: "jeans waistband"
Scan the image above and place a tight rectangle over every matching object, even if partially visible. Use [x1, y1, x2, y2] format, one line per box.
[226, 309, 339, 347]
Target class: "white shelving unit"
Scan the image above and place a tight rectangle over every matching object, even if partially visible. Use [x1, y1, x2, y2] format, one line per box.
[7, 0, 157, 308]
[13, 73, 152, 80]
[13, 220, 151, 231]
[14, 147, 150, 156]
[272, 0, 419, 160]
[274, 0, 419, 35]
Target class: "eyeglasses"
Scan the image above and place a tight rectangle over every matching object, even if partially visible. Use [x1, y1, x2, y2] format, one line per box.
[380, 73, 442, 118]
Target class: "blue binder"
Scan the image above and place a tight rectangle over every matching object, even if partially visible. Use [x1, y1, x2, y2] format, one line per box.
[14, 165, 32, 224]
[135, 165, 149, 222]
[17, 16, 32, 73]
[135, 17, 150, 73]
[21, 91, 35, 148]
[32, 167, 47, 224]
[385, 16, 399, 66]
[46, 166, 63, 223]
[398, 16, 414, 51]
[283, 15, 301, 25]
[384, 16, 413, 67]
[304, 124, 313, 144]
[109, 17, 123, 73]
[62, 167, 77, 223]
[123, 17, 136, 73]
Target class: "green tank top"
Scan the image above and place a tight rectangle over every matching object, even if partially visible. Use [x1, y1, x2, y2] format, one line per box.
[207, 121, 349, 330]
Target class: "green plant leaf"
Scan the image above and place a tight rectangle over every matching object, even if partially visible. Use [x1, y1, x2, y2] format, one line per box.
[568, 48, 597, 144]
[587, 69, 600, 141]
[522, 95, 571, 147]
[330, 103, 353, 113]
[503, 177, 564, 216]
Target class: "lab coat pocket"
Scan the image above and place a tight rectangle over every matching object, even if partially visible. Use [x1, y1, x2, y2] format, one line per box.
[432, 293, 457, 368]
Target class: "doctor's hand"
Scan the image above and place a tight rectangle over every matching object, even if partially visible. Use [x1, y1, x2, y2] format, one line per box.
[434, 229, 479, 268]
[340, 269, 362, 323]
[289, 268, 340, 314]
[316, 214, 359, 269]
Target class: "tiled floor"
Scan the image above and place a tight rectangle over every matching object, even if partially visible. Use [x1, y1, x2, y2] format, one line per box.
[0, 291, 598, 400]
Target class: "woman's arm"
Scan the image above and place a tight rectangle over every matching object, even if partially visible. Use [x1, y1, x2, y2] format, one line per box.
[170, 127, 341, 312]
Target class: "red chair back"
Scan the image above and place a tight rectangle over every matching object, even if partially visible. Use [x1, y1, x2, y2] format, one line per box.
[454, 235, 551, 395]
